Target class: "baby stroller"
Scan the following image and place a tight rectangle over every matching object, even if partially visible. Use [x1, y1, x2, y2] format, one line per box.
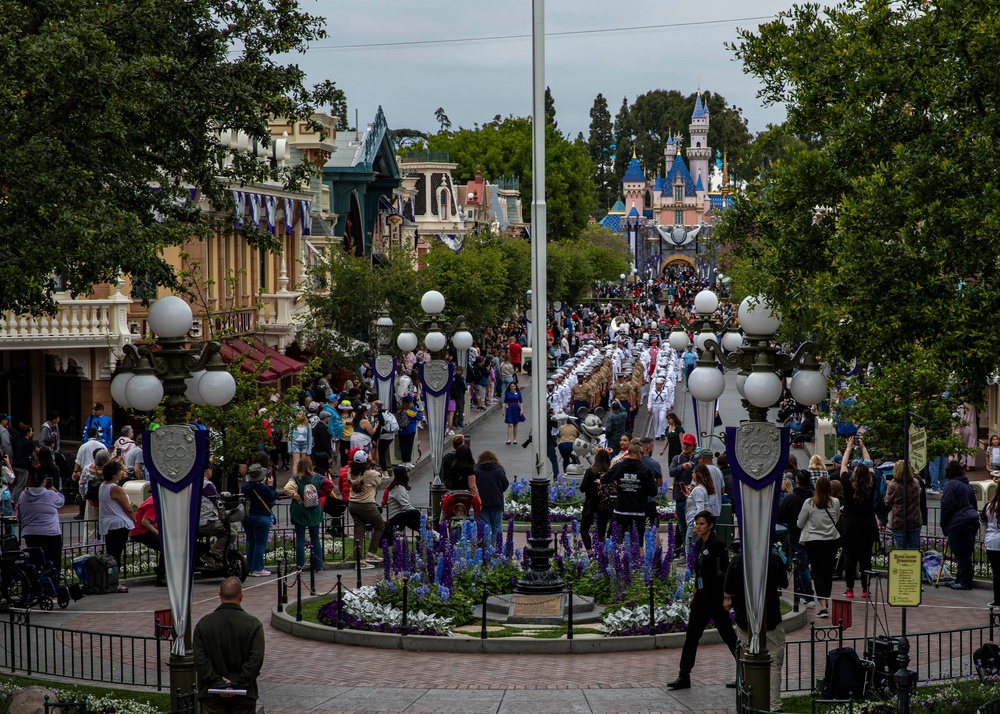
[440, 491, 481, 535]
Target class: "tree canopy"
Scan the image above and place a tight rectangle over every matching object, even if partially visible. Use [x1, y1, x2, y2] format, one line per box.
[718, 0, 1000, 423]
[0, 0, 341, 314]
[587, 93, 616, 215]
[426, 115, 597, 239]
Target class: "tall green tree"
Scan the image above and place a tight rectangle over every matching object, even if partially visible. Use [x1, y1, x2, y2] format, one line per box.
[434, 108, 452, 133]
[427, 116, 596, 239]
[588, 93, 616, 214]
[719, 0, 1000, 421]
[303, 250, 421, 372]
[612, 96, 633, 188]
[0, 0, 341, 314]
[545, 86, 557, 129]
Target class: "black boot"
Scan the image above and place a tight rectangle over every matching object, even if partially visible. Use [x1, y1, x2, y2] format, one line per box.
[667, 674, 691, 690]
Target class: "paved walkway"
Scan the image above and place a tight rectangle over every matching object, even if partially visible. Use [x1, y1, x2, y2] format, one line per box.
[25, 367, 1000, 713]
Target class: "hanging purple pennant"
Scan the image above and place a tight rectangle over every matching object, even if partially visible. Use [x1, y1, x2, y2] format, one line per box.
[264, 196, 276, 234]
[248, 194, 261, 226]
[300, 200, 312, 236]
[233, 191, 245, 227]
[283, 197, 294, 235]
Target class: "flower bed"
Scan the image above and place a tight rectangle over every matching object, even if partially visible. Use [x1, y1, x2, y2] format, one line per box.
[0, 679, 161, 714]
[310, 514, 699, 638]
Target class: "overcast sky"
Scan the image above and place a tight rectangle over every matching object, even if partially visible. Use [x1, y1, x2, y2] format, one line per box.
[294, 0, 797, 141]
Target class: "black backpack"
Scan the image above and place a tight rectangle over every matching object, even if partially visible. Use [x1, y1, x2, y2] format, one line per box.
[975, 643, 1000, 680]
[823, 647, 869, 699]
[85, 554, 120, 595]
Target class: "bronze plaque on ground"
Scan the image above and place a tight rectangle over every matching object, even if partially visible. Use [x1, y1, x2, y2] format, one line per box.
[510, 595, 563, 618]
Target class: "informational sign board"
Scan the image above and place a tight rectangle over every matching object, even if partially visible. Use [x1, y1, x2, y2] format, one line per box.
[909, 424, 927, 473]
[888, 549, 922, 607]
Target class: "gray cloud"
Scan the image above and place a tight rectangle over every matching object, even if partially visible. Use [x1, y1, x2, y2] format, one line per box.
[295, 0, 792, 138]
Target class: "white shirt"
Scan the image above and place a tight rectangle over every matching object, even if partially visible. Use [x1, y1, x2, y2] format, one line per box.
[75, 438, 106, 471]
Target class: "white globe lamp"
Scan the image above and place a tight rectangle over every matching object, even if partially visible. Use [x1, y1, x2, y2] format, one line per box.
[688, 365, 726, 402]
[452, 330, 474, 351]
[185, 369, 207, 404]
[721, 330, 745, 353]
[790, 369, 828, 406]
[147, 296, 194, 339]
[397, 331, 418, 353]
[421, 290, 446, 316]
[695, 331, 717, 352]
[198, 369, 237, 407]
[744, 371, 783, 409]
[736, 372, 748, 398]
[738, 295, 782, 336]
[110, 371, 134, 409]
[694, 289, 719, 316]
[124, 374, 164, 412]
[668, 329, 690, 352]
[424, 330, 447, 352]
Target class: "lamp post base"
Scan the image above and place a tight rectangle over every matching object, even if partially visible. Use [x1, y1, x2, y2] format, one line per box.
[514, 476, 563, 594]
[741, 650, 771, 712]
[430, 480, 447, 526]
[169, 652, 196, 710]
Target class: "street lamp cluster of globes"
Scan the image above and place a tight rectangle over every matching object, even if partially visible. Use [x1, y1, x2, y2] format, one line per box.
[108, 296, 238, 412]
[669, 290, 828, 411]
[392, 290, 474, 356]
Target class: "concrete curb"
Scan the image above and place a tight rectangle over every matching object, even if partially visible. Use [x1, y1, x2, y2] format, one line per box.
[271, 596, 808, 654]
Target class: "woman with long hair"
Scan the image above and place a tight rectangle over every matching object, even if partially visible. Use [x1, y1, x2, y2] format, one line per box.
[288, 411, 311, 475]
[448, 445, 477, 493]
[885, 460, 922, 550]
[658, 412, 684, 461]
[807, 454, 829, 485]
[386, 466, 422, 535]
[347, 451, 385, 568]
[797, 476, 841, 618]
[474, 450, 509, 537]
[580, 449, 613, 553]
[683, 464, 716, 548]
[285, 455, 333, 572]
[982, 486, 1000, 606]
[350, 404, 376, 453]
[838, 436, 879, 599]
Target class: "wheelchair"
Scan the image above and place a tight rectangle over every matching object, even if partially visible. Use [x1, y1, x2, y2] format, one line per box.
[1, 540, 81, 610]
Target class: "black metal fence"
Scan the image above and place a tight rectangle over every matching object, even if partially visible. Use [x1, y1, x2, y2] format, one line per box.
[0, 607, 166, 689]
[58, 509, 428, 582]
[783, 610, 1000, 693]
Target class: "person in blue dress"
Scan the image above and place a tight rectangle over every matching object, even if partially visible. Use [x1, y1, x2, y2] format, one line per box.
[503, 382, 525, 445]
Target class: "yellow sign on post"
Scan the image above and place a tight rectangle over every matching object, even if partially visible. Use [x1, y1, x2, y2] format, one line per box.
[888, 549, 922, 607]
[909, 424, 927, 473]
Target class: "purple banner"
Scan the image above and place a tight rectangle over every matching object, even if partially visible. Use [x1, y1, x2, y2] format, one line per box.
[725, 424, 790, 534]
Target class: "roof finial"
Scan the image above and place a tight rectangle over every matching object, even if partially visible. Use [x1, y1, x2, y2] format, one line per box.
[632, 144, 637, 159]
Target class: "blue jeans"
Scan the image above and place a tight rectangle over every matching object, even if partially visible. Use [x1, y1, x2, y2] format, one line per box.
[244, 513, 272, 573]
[294, 522, 323, 570]
[791, 542, 814, 603]
[948, 525, 978, 589]
[928, 456, 948, 490]
[891, 528, 920, 550]
[547, 443, 560, 479]
[479, 508, 503, 540]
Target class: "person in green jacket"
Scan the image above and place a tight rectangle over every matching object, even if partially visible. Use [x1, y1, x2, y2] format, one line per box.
[193, 577, 265, 713]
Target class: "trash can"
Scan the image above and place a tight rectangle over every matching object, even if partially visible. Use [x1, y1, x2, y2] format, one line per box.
[123, 480, 151, 511]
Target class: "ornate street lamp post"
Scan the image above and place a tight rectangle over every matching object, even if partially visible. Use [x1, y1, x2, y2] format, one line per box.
[685, 294, 826, 711]
[372, 310, 396, 410]
[109, 296, 236, 711]
[395, 291, 472, 524]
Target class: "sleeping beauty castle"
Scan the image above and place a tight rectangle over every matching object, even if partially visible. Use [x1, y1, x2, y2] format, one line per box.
[599, 92, 732, 278]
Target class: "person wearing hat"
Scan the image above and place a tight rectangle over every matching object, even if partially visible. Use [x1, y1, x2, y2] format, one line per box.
[337, 400, 355, 467]
[670, 433, 699, 555]
[647, 378, 671, 439]
[723, 539, 788, 704]
[347, 450, 385, 568]
[83, 402, 113, 450]
[241, 463, 276, 577]
[312, 411, 333, 464]
[397, 396, 422, 469]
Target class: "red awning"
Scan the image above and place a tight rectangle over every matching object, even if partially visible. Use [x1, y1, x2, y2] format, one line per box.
[218, 340, 303, 383]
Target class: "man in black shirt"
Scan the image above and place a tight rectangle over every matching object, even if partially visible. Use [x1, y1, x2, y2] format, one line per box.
[724, 541, 789, 710]
[777, 470, 815, 607]
[451, 369, 468, 429]
[667, 510, 738, 690]
[604, 441, 657, 539]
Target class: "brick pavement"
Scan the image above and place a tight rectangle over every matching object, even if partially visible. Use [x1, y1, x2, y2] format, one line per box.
[29, 369, 1000, 712]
